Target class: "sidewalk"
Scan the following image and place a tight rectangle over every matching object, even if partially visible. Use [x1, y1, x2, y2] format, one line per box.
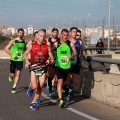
[0, 50, 9, 59]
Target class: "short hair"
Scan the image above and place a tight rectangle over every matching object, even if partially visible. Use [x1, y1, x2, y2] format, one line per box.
[38, 29, 46, 33]
[77, 29, 81, 33]
[52, 28, 59, 32]
[41, 29, 46, 33]
[61, 29, 69, 34]
[70, 27, 78, 32]
[18, 28, 24, 33]
[33, 31, 38, 37]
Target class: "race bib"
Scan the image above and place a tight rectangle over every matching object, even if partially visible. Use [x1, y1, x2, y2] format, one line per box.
[34, 70, 44, 76]
[16, 51, 23, 58]
[60, 56, 69, 64]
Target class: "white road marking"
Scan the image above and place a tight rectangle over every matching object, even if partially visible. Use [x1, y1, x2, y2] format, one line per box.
[0, 57, 9, 59]
[42, 93, 99, 120]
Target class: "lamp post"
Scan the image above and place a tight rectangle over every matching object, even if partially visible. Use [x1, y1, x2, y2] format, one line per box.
[87, 14, 91, 44]
[108, 0, 111, 54]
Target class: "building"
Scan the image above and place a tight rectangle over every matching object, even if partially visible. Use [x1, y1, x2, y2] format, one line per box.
[27, 25, 34, 35]
[8, 27, 16, 35]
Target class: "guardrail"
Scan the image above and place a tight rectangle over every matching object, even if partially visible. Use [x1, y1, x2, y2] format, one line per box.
[84, 55, 120, 74]
[84, 47, 120, 54]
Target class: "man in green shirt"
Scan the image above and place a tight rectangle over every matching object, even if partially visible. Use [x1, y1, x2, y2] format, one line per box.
[53, 29, 77, 107]
[4, 28, 26, 93]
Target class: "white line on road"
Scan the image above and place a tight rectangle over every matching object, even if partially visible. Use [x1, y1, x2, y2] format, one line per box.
[0, 57, 9, 59]
[42, 93, 99, 120]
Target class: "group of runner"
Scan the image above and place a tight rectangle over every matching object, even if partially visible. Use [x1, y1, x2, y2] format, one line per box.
[4, 27, 84, 110]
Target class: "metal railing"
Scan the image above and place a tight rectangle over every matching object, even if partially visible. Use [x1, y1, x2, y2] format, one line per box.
[84, 55, 120, 74]
[84, 47, 120, 55]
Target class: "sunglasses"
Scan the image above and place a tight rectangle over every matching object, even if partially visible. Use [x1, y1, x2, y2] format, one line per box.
[76, 34, 81, 36]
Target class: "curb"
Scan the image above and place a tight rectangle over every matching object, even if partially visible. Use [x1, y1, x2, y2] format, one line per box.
[0, 57, 10, 59]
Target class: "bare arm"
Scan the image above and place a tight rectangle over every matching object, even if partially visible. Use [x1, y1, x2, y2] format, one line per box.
[4, 39, 16, 57]
[24, 44, 32, 68]
[26, 40, 32, 49]
[48, 45, 54, 60]
[70, 42, 77, 57]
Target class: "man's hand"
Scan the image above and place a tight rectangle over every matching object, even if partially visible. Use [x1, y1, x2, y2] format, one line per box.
[67, 54, 72, 58]
[12, 55, 18, 59]
[50, 59, 54, 65]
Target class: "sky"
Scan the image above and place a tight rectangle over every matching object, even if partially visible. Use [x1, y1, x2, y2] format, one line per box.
[0, 0, 120, 30]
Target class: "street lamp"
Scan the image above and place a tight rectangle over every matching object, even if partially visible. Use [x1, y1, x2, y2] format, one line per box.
[87, 14, 91, 44]
[108, 0, 113, 54]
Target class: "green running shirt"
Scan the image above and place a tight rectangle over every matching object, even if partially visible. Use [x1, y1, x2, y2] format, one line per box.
[55, 43, 71, 69]
[10, 38, 25, 61]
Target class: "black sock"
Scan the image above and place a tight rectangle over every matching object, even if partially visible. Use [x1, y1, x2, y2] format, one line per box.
[48, 77, 53, 92]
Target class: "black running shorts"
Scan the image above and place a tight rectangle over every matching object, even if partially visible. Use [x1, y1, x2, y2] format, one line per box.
[10, 60, 23, 73]
[55, 66, 70, 81]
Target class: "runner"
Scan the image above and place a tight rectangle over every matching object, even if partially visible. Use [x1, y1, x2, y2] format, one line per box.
[53, 29, 77, 107]
[24, 29, 54, 110]
[26, 31, 38, 97]
[4, 28, 26, 93]
[46, 28, 60, 97]
[65, 27, 84, 102]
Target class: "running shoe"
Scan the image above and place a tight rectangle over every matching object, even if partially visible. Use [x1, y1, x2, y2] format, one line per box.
[58, 100, 65, 108]
[64, 95, 71, 103]
[45, 85, 49, 91]
[48, 92, 54, 98]
[30, 103, 39, 110]
[11, 88, 17, 93]
[27, 87, 33, 97]
[8, 76, 13, 82]
[35, 98, 41, 103]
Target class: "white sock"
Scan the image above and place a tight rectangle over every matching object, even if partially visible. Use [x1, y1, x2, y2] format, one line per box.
[13, 84, 16, 88]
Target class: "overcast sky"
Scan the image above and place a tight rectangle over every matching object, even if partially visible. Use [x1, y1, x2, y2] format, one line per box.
[0, 0, 120, 30]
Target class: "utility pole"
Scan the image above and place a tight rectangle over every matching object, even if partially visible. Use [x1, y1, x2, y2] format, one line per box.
[82, 19, 85, 41]
[102, 16, 105, 41]
[108, 0, 111, 54]
[113, 16, 114, 36]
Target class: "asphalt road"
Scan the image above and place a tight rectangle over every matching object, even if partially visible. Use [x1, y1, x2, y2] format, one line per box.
[0, 59, 120, 120]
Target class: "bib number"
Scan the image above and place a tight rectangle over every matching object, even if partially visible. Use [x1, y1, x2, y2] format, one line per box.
[34, 70, 44, 76]
[16, 51, 23, 58]
[60, 56, 69, 64]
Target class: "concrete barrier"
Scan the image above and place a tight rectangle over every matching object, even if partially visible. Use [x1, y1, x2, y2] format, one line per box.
[80, 71, 120, 109]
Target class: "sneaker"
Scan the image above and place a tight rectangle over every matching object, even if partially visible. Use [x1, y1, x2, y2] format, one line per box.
[48, 92, 54, 98]
[30, 103, 39, 110]
[58, 100, 65, 108]
[8, 76, 13, 82]
[64, 95, 71, 103]
[11, 88, 17, 93]
[27, 87, 33, 97]
[35, 98, 41, 103]
[46, 85, 49, 91]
